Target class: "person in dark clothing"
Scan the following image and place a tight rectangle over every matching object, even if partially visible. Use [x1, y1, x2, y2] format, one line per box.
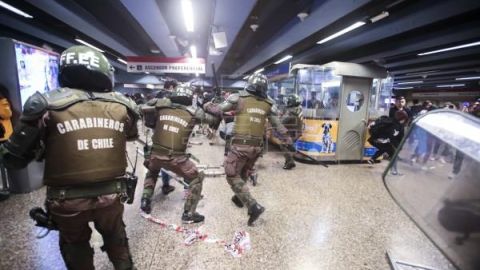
[367, 110, 409, 174]
[389, 96, 411, 119]
[410, 99, 423, 118]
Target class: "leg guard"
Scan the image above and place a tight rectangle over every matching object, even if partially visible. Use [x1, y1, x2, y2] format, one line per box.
[184, 171, 204, 213]
[60, 241, 94, 270]
[226, 176, 256, 209]
[101, 234, 134, 270]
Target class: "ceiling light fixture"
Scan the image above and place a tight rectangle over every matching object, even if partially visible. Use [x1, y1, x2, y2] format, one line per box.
[274, 55, 292, 64]
[75, 38, 105, 53]
[243, 75, 249, 80]
[0, 1, 33, 18]
[418, 41, 480, 56]
[150, 49, 160, 54]
[181, 0, 194, 32]
[394, 86, 414, 89]
[254, 68, 264, 74]
[455, 76, 480, 81]
[436, 84, 465, 88]
[317, 21, 366, 44]
[405, 70, 440, 76]
[117, 58, 127, 64]
[396, 80, 423, 85]
[370, 11, 389, 23]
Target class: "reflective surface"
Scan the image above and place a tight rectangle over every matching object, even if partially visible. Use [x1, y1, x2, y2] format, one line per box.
[384, 110, 480, 270]
[345, 90, 364, 112]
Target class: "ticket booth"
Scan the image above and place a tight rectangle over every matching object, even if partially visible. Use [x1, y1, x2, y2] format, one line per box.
[291, 62, 389, 162]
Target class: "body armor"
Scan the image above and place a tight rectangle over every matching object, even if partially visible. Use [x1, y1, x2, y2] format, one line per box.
[26, 88, 138, 187]
[233, 95, 272, 138]
[151, 99, 196, 153]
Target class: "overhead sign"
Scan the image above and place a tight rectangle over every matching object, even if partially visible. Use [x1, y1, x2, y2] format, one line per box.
[126, 56, 205, 74]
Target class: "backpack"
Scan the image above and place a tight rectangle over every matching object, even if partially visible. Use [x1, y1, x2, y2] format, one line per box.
[369, 116, 393, 139]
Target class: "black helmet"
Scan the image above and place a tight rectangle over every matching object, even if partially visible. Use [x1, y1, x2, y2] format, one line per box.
[58, 45, 114, 92]
[283, 94, 302, 107]
[245, 73, 268, 98]
[170, 84, 194, 106]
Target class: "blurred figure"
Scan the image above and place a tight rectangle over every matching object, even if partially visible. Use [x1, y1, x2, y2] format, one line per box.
[0, 86, 13, 201]
[389, 96, 411, 119]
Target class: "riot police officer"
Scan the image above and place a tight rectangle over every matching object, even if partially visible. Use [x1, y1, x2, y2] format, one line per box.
[140, 85, 219, 224]
[0, 46, 139, 270]
[204, 73, 294, 226]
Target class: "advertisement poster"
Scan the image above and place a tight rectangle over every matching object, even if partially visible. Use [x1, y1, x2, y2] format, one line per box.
[296, 119, 338, 156]
[15, 42, 59, 107]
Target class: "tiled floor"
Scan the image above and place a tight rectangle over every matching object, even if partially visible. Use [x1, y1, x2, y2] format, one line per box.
[0, 136, 455, 270]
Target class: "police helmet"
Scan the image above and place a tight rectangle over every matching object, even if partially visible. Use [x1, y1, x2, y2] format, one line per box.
[58, 45, 114, 92]
[245, 73, 268, 98]
[170, 84, 194, 106]
[283, 94, 302, 107]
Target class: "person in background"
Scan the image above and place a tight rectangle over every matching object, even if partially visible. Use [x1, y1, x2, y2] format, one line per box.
[0, 86, 13, 201]
[410, 99, 423, 119]
[389, 96, 411, 119]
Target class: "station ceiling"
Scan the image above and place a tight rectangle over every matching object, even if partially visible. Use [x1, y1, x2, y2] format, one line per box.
[0, 0, 479, 93]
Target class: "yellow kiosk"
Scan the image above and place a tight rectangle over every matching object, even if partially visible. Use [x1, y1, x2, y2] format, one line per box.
[291, 62, 391, 162]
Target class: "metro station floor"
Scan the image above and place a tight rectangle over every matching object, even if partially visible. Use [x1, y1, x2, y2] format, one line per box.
[0, 135, 455, 270]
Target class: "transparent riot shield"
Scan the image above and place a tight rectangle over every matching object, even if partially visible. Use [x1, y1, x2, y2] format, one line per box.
[383, 110, 480, 270]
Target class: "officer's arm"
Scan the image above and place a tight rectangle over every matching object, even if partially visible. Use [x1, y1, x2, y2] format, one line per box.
[203, 94, 238, 118]
[194, 108, 221, 126]
[269, 105, 293, 144]
[124, 100, 141, 141]
[0, 92, 46, 169]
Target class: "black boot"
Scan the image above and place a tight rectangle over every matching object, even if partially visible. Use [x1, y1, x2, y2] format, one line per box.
[231, 195, 244, 208]
[182, 212, 205, 224]
[161, 185, 175, 195]
[0, 190, 9, 202]
[283, 160, 296, 170]
[248, 203, 265, 226]
[250, 174, 258, 186]
[140, 197, 152, 214]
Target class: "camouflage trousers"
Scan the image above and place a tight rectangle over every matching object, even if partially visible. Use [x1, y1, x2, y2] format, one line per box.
[47, 196, 133, 270]
[224, 144, 263, 208]
[143, 154, 204, 214]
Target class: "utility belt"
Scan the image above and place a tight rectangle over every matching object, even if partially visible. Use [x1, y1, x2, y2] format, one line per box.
[151, 143, 187, 157]
[231, 136, 263, 147]
[46, 174, 137, 204]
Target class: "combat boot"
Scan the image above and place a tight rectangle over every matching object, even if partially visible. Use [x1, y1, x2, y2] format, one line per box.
[140, 197, 152, 214]
[161, 184, 175, 195]
[248, 203, 265, 226]
[182, 212, 205, 224]
[231, 195, 244, 208]
[283, 160, 296, 170]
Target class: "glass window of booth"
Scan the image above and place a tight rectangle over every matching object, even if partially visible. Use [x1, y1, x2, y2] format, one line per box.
[369, 76, 393, 119]
[295, 68, 341, 119]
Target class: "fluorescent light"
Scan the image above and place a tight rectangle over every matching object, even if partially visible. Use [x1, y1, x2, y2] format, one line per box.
[394, 86, 413, 89]
[146, 84, 155, 89]
[436, 84, 465, 88]
[274, 55, 292, 64]
[317, 21, 365, 44]
[321, 81, 341, 87]
[75, 38, 104, 53]
[190, 45, 197, 58]
[117, 58, 127, 64]
[370, 11, 389, 23]
[418, 41, 480, 56]
[0, 1, 33, 18]
[456, 76, 480, 81]
[243, 75, 249, 80]
[406, 70, 439, 76]
[181, 0, 194, 32]
[145, 72, 150, 74]
[254, 68, 264, 74]
[397, 81, 423, 85]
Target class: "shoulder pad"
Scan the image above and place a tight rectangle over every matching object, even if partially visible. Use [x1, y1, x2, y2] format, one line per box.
[21, 92, 48, 121]
[92, 91, 140, 118]
[44, 88, 90, 110]
[186, 106, 196, 115]
[226, 93, 240, 104]
[264, 97, 274, 106]
[146, 98, 158, 106]
[154, 98, 173, 108]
